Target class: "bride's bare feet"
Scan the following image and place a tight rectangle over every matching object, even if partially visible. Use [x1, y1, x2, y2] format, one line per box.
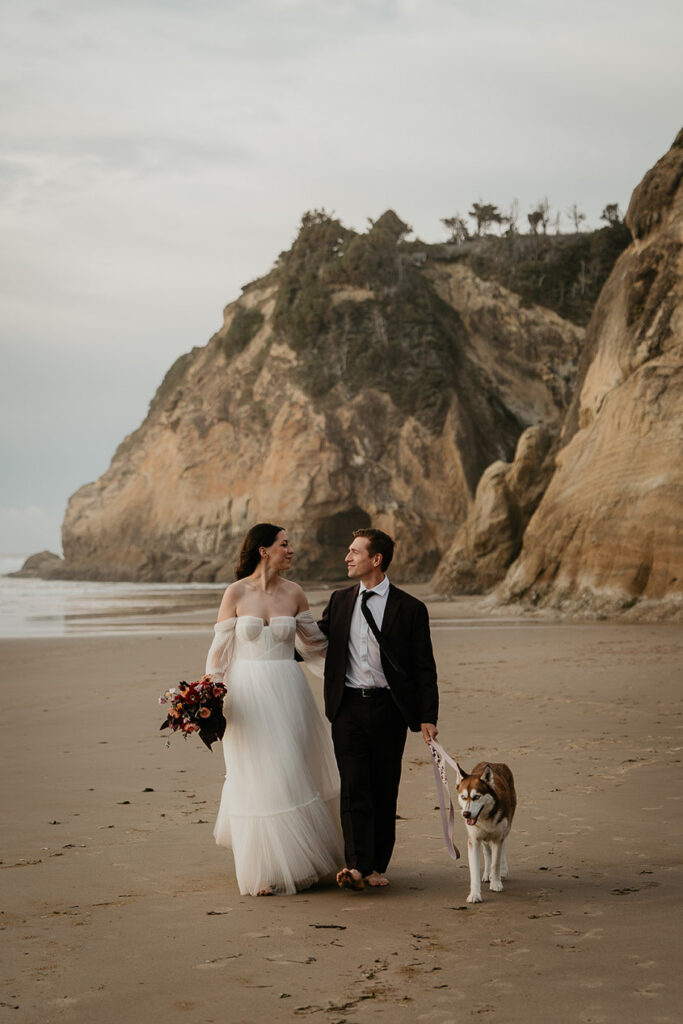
[364, 871, 390, 887]
[256, 887, 274, 896]
[336, 867, 364, 891]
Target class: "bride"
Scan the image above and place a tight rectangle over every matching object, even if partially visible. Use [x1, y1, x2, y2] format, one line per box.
[205, 523, 343, 895]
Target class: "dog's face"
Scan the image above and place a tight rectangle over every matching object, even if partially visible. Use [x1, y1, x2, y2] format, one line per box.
[455, 764, 495, 827]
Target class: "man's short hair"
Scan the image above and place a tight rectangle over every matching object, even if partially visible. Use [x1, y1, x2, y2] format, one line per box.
[353, 528, 395, 571]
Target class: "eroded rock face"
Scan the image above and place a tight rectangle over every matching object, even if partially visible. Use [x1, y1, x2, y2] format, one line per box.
[497, 133, 683, 617]
[424, 263, 581, 420]
[58, 214, 583, 582]
[431, 426, 557, 594]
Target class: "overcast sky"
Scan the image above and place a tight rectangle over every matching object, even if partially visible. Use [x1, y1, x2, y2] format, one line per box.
[1, 0, 681, 555]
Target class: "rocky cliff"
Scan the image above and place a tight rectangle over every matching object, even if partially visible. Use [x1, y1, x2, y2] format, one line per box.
[468, 132, 683, 618]
[431, 425, 557, 595]
[54, 210, 584, 582]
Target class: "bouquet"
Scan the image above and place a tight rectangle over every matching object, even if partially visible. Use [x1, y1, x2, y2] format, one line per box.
[159, 675, 227, 751]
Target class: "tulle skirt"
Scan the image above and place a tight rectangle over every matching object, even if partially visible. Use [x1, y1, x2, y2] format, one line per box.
[214, 658, 344, 895]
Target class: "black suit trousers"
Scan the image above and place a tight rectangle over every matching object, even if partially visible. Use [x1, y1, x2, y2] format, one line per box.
[331, 688, 407, 876]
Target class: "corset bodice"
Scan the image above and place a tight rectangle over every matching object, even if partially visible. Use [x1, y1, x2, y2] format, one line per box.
[234, 615, 296, 662]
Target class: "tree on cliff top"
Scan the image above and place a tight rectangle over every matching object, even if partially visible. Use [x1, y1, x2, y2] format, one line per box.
[441, 214, 470, 243]
[600, 203, 622, 226]
[469, 202, 502, 235]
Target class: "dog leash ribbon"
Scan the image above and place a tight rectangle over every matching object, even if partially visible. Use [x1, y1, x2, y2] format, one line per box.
[428, 739, 461, 861]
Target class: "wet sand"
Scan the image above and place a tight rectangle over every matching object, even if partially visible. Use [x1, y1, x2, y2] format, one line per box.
[1, 595, 682, 1023]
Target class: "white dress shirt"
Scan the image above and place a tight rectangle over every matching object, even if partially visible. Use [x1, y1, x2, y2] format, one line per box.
[344, 575, 391, 690]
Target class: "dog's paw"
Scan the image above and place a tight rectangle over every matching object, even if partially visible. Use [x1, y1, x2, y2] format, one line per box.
[466, 892, 483, 903]
[482, 872, 490, 883]
[489, 880, 504, 892]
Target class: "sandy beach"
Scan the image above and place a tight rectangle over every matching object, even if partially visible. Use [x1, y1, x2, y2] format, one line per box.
[2, 593, 682, 1024]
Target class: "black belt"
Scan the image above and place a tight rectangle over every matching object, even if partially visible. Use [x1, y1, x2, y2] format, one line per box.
[345, 686, 391, 699]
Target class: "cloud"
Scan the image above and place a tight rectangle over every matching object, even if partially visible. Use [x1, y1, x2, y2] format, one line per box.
[1, 0, 682, 554]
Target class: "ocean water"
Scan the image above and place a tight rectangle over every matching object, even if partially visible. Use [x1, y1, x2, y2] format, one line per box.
[0, 557, 538, 639]
[0, 555, 225, 638]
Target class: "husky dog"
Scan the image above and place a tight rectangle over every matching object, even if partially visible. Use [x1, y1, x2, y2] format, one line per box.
[455, 762, 517, 903]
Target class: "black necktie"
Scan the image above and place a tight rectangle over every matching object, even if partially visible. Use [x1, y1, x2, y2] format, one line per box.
[360, 590, 402, 676]
[360, 589, 375, 614]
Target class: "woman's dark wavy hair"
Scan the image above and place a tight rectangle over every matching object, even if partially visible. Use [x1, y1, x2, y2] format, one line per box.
[234, 523, 285, 580]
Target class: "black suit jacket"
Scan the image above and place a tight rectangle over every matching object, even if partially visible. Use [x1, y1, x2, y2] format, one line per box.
[318, 583, 439, 732]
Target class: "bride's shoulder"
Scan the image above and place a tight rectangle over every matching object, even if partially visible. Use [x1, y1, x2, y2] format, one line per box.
[217, 579, 244, 621]
[221, 579, 247, 600]
[280, 578, 309, 611]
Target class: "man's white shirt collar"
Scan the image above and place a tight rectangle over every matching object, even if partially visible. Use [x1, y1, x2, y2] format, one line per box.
[360, 575, 390, 598]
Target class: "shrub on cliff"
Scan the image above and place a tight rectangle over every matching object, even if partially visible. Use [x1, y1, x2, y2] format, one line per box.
[273, 210, 353, 346]
[273, 210, 466, 432]
[222, 307, 264, 354]
[466, 222, 631, 325]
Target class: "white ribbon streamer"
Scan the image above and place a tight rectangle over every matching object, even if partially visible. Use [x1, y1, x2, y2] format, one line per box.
[428, 738, 461, 861]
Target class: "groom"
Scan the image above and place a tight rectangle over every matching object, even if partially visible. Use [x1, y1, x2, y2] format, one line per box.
[319, 528, 439, 890]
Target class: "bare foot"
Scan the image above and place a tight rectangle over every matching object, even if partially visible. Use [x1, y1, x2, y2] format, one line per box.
[336, 867, 364, 891]
[256, 887, 274, 896]
[364, 871, 390, 887]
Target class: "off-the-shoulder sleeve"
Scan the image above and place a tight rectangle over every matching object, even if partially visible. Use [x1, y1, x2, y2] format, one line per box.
[205, 618, 237, 683]
[294, 610, 328, 677]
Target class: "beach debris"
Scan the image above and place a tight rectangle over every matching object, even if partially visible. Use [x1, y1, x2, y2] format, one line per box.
[266, 956, 316, 964]
[326, 993, 377, 1012]
[309, 923, 346, 930]
[197, 954, 240, 962]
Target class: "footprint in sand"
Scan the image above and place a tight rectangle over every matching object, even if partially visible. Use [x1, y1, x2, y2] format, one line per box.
[634, 982, 665, 998]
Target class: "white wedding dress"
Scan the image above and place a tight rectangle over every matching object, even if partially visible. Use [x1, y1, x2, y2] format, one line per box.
[205, 612, 343, 895]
